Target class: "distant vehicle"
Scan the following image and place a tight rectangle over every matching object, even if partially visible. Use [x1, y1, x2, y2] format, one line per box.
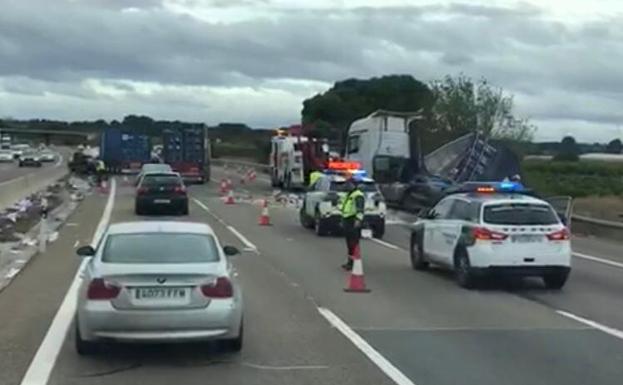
[100, 127, 151, 174]
[269, 127, 329, 190]
[300, 164, 386, 238]
[37, 151, 56, 162]
[68, 151, 95, 175]
[0, 150, 14, 162]
[135, 163, 173, 185]
[1, 134, 11, 150]
[18, 151, 42, 167]
[11, 144, 31, 159]
[74, 221, 243, 355]
[135, 172, 189, 215]
[162, 125, 210, 184]
[409, 182, 572, 289]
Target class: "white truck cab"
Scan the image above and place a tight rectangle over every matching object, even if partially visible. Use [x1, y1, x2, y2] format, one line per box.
[410, 182, 572, 289]
[299, 172, 386, 238]
[269, 135, 306, 190]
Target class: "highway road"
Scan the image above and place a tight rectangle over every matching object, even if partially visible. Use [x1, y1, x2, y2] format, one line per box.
[0, 166, 622, 385]
[0, 151, 65, 184]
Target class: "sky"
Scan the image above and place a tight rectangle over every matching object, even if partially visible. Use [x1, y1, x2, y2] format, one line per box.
[1, 0, 622, 142]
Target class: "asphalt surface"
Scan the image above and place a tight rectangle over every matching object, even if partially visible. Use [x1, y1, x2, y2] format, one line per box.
[0, 166, 622, 385]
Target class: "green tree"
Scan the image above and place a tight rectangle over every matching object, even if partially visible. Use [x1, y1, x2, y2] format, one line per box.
[606, 138, 622, 154]
[301, 75, 434, 143]
[428, 75, 535, 145]
[553, 136, 580, 161]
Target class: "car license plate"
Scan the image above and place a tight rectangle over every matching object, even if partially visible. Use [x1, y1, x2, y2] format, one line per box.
[153, 199, 171, 204]
[361, 229, 373, 238]
[134, 287, 189, 302]
[511, 234, 543, 243]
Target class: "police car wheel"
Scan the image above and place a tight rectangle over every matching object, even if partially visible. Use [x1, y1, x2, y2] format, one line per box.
[410, 237, 428, 270]
[300, 208, 313, 229]
[314, 211, 328, 236]
[543, 271, 569, 290]
[455, 249, 476, 288]
[372, 224, 385, 239]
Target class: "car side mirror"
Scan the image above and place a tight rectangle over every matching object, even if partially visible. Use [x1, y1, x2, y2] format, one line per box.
[76, 245, 95, 257]
[223, 245, 240, 256]
[425, 210, 438, 220]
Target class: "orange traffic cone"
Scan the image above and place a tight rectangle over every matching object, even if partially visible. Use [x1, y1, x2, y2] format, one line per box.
[219, 179, 228, 195]
[344, 244, 370, 293]
[224, 189, 235, 205]
[258, 199, 271, 226]
[99, 179, 109, 194]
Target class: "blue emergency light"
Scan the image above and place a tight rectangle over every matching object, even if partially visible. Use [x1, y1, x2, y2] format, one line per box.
[450, 181, 530, 195]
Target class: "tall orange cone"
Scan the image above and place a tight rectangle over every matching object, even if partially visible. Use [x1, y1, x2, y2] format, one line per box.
[219, 179, 228, 195]
[344, 244, 370, 293]
[258, 199, 271, 226]
[226, 178, 233, 190]
[224, 189, 235, 205]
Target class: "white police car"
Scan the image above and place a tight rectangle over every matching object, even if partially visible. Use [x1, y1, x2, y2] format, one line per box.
[299, 167, 386, 238]
[410, 182, 572, 289]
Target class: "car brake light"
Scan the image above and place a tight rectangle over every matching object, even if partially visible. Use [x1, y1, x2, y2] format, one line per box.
[87, 278, 121, 300]
[174, 186, 186, 194]
[201, 277, 233, 298]
[547, 228, 570, 241]
[473, 227, 508, 241]
[137, 187, 147, 195]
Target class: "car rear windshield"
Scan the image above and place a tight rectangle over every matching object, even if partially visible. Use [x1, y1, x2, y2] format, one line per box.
[141, 174, 180, 186]
[331, 181, 378, 192]
[143, 164, 171, 173]
[102, 233, 219, 263]
[483, 203, 560, 225]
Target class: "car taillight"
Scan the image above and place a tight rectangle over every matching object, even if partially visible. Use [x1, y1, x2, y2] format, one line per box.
[174, 186, 187, 194]
[137, 187, 147, 195]
[201, 277, 233, 298]
[473, 227, 508, 241]
[87, 278, 121, 300]
[547, 228, 570, 241]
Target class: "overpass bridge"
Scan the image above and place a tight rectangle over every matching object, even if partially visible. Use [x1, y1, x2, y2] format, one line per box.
[0, 126, 97, 145]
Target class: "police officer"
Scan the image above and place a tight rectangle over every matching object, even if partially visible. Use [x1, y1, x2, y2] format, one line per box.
[95, 158, 106, 185]
[340, 175, 365, 271]
[309, 170, 323, 188]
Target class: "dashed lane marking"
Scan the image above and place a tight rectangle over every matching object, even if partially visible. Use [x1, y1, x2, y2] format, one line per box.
[192, 197, 258, 252]
[557, 310, 623, 341]
[20, 178, 116, 385]
[318, 307, 416, 385]
[369, 238, 404, 251]
[573, 252, 623, 269]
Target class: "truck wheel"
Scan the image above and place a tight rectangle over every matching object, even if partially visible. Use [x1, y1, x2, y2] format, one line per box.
[285, 173, 292, 191]
[543, 271, 569, 289]
[410, 235, 429, 270]
[454, 248, 476, 289]
[314, 210, 328, 236]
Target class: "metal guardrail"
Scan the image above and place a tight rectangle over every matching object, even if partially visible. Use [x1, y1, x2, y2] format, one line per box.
[572, 214, 623, 229]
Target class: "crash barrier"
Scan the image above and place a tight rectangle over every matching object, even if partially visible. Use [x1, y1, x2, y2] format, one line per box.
[0, 164, 69, 212]
[572, 214, 623, 242]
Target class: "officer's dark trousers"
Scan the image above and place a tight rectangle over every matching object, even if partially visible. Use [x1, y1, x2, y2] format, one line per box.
[343, 217, 361, 257]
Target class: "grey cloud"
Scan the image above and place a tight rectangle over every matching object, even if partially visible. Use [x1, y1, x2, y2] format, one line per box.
[0, 0, 622, 139]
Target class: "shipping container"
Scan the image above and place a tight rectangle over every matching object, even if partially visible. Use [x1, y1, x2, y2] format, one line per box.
[162, 124, 210, 183]
[100, 127, 151, 173]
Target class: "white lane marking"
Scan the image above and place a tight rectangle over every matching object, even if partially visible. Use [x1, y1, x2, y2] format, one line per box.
[20, 178, 116, 385]
[573, 252, 623, 269]
[369, 238, 403, 251]
[73, 240, 79, 247]
[192, 197, 258, 252]
[227, 225, 258, 251]
[5, 267, 21, 279]
[556, 310, 623, 340]
[318, 307, 416, 385]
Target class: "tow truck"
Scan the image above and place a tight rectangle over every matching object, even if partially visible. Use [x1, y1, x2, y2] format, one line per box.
[299, 161, 387, 238]
[269, 125, 330, 190]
